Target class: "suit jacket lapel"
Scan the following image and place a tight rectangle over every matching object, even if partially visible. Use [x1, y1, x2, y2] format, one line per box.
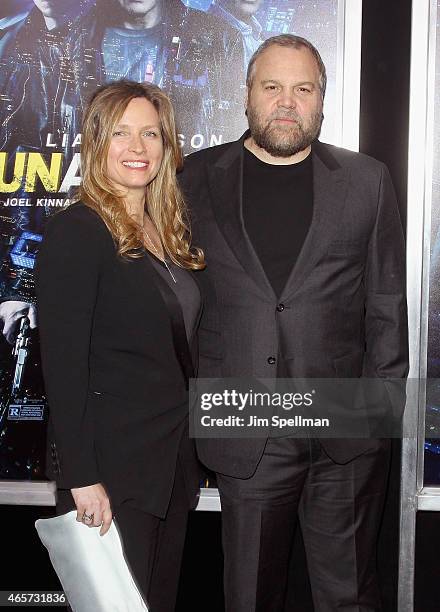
[207, 136, 349, 301]
[141, 254, 195, 386]
[208, 133, 276, 298]
[280, 141, 350, 301]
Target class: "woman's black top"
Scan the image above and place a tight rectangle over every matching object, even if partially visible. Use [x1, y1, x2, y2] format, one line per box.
[148, 254, 200, 343]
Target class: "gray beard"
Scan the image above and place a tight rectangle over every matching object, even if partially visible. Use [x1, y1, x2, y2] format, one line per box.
[247, 107, 323, 158]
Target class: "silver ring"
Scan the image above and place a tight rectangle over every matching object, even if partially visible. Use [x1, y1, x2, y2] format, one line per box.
[82, 511, 94, 523]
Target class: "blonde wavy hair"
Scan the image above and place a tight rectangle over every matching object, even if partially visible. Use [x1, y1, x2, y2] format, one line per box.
[76, 80, 205, 269]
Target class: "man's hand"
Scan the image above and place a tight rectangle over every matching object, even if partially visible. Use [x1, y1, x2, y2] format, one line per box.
[0, 301, 37, 344]
[71, 483, 112, 536]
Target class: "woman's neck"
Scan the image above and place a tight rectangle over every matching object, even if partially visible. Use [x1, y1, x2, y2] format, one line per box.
[124, 196, 146, 225]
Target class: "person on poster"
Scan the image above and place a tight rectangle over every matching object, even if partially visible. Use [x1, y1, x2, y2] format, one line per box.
[0, 299, 36, 344]
[0, 0, 93, 159]
[0, 0, 95, 326]
[36, 80, 205, 610]
[179, 34, 408, 611]
[75, 0, 246, 153]
[209, 0, 264, 69]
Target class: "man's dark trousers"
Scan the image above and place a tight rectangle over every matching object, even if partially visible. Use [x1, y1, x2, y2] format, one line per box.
[217, 437, 390, 612]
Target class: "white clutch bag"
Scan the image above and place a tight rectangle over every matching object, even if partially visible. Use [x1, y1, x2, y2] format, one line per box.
[35, 511, 148, 612]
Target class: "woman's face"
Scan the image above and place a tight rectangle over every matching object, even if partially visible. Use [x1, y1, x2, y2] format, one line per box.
[106, 97, 164, 201]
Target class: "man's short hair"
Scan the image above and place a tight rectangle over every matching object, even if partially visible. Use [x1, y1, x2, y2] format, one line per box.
[246, 34, 327, 100]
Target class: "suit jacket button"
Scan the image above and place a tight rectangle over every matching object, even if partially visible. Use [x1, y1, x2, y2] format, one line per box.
[276, 304, 285, 312]
[267, 356, 276, 365]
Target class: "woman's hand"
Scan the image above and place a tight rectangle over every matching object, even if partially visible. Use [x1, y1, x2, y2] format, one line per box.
[71, 483, 113, 536]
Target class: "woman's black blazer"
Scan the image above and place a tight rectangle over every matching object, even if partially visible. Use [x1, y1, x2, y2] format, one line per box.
[36, 202, 200, 518]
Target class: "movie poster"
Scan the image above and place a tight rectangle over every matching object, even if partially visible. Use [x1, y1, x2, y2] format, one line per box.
[425, 0, 440, 485]
[0, 0, 339, 481]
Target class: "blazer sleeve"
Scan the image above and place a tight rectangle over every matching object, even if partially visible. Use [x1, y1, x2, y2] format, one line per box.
[363, 164, 409, 379]
[35, 206, 112, 489]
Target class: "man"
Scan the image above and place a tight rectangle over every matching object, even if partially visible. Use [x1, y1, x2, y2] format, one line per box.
[76, 0, 245, 154]
[0, 0, 93, 158]
[180, 35, 408, 611]
[0, 1, 95, 341]
[209, 0, 264, 69]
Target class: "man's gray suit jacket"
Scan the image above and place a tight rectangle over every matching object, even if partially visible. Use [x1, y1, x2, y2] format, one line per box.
[179, 133, 408, 478]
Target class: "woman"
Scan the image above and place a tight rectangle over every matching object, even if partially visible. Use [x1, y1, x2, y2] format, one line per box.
[36, 80, 205, 611]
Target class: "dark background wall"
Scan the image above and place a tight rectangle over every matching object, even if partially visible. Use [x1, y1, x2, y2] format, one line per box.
[360, 0, 411, 221]
[3, 1, 440, 610]
[361, 0, 411, 610]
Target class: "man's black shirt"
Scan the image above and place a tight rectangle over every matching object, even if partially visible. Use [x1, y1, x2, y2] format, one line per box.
[242, 146, 313, 298]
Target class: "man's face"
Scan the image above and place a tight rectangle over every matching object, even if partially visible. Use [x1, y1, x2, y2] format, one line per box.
[234, 0, 262, 18]
[246, 45, 323, 158]
[114, 0, 160, 16]
[33, 0, 78, 17]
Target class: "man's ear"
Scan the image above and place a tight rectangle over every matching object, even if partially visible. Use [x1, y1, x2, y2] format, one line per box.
[245, 87, 249, 117]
